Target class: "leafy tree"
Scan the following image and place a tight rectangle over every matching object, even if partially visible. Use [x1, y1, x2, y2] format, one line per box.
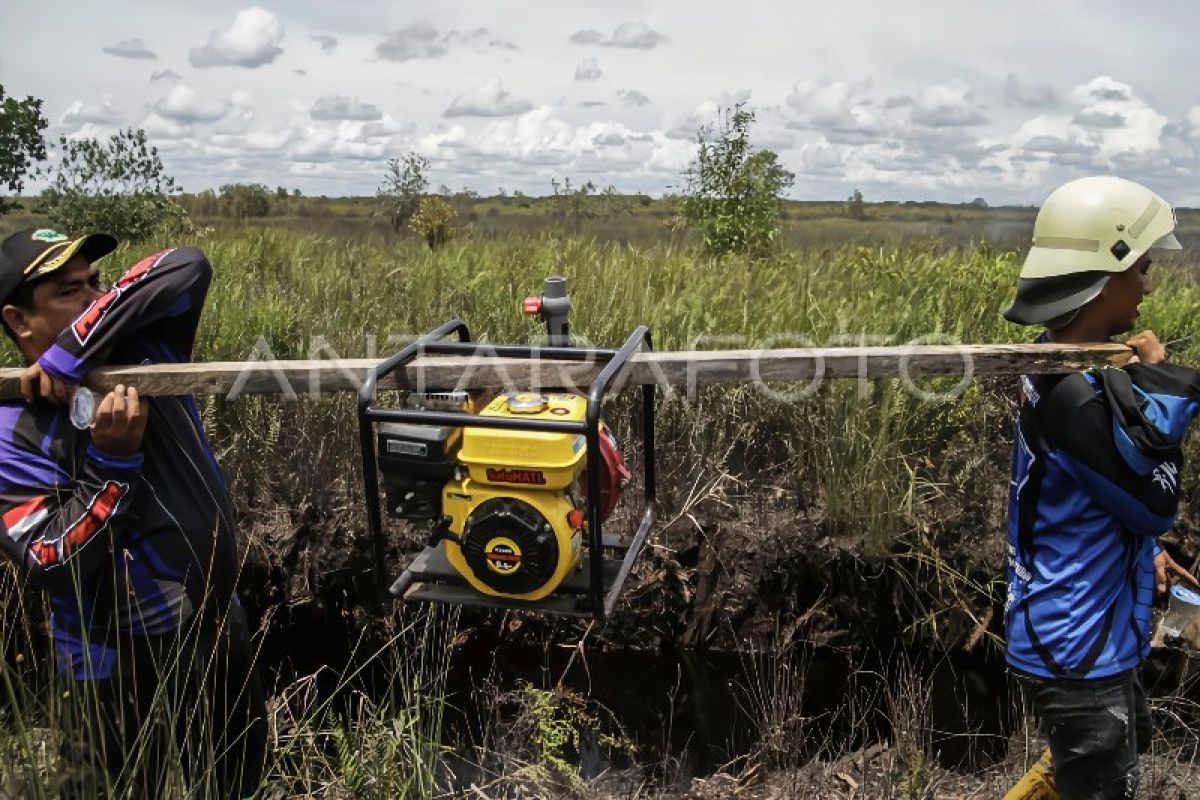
[677, 104, 794, 258]
[219, 183, 272, 219]
[408, 195, 458, 249]
[846, 189, 867, 220]
[0, 85, 49, 215]
[39, 127, 190, 242]
[377, 151, 429, 232]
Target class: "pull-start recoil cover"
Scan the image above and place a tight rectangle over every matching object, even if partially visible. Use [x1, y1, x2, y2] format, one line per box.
[460, 497, 559, 595]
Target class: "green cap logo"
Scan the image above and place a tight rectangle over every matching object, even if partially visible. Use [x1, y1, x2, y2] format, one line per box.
[30, 229, 68, 243]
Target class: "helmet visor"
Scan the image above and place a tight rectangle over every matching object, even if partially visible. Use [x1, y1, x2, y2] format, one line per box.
[1151, 230, 1182, 251]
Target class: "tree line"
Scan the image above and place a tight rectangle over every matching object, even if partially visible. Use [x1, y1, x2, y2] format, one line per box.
[4, 82, 810, 257]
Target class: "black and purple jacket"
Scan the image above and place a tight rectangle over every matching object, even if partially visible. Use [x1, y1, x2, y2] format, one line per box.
[0, 247, 240, 680]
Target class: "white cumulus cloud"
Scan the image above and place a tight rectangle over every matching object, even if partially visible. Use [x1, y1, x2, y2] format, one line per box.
[1073, 76, 1132, 104]
[989, 76, 1173, 186]
[376, 23, 445, 61]
[1004, 74, 1057, 109]
[575, 58, 603, 81]
[569, 22, 667, 49]
[154, 85, 230, 122]
[423, 106, 650, 173]
[102, 38, 156, 59]
[150, 69, 182, 84]
[444, 27, 516, 50]
[376, 24, 513, 62]
[445, 78, 533, 118]
[59, 97, 124, 132]
[607, 22, 668, 49]
[786, 78, 874, 129]
[310, 34, 337, 53]
[569, 30, 605, 45]
[189, 7, 284, 69]
[618, 89, 652, 107]
[910, 79, 987, 127]
[1070, 76, 1168, 159]
[310, 96, 383, 121]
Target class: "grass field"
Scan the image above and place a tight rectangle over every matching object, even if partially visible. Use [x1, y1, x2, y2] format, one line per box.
[4, 202, 1200, 796]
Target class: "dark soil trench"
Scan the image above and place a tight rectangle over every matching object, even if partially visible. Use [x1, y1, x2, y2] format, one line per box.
[252, 586, 1022, 785]
[232, 490, 1200, 788]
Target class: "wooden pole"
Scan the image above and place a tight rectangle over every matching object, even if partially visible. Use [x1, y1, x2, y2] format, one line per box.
[0, 342, 1132, 400]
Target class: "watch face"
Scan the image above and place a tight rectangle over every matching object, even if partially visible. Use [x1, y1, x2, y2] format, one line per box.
[70, 387, 97, 430]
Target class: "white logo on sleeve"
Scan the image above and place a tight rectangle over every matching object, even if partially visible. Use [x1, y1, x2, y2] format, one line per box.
[1152, 461, 1180, 494]
[1021, 376, 1041, 407]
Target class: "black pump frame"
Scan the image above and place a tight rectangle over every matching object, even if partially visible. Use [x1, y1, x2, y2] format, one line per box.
[357, 320, 655, 620]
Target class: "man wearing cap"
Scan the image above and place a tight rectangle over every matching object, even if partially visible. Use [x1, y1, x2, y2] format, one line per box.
[0, 228, 265, 796]
[1002, 177, 1200, 799]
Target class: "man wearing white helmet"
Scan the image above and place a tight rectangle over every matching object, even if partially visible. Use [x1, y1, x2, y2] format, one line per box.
[1003, 176, 1200, 799]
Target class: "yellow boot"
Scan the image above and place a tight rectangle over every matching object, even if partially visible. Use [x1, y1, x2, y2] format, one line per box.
[1004, 748, 1058, 800]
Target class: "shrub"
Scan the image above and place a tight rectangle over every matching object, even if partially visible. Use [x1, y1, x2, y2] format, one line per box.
[847, 189, 867, 220]
[377, 151, 429, 232]
[0, 84, 48, 216]
[677, 104, 794, 258]
[408, 196, 458, 248]
[38, 127, 190, 242]
[219, 183, 272, 219]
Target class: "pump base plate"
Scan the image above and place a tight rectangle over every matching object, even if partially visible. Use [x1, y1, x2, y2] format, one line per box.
[391, 536, 629, 618]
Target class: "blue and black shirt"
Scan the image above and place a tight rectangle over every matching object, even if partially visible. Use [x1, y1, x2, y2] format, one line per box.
[1007, 360, 1200, 680]
[0, 247, 240, 680]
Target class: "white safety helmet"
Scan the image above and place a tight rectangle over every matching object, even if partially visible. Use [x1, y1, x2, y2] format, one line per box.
[1004, 176, 1181, 326]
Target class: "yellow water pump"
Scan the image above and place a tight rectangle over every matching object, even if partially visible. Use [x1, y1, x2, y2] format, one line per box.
[360, 276, 655, 619]
[376, 391, 628, 601]
[443, 392, 588, 600]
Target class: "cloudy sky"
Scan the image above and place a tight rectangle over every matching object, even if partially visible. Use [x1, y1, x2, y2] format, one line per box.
[3, 0, 1199, 203]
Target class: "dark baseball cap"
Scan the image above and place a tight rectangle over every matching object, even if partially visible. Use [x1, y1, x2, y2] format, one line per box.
[0, 227, 118, 307]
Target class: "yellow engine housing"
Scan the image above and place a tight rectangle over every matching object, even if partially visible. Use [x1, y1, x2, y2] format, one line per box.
[459, 393, 588, 489]
[442, 393, 588, 600]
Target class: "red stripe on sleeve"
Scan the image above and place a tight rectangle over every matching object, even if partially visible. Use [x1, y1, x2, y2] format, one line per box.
[2, 496, 48, 530]
[61, 482, 126, 553]
[29, 540, 60, 567]
[27, 481, 128, 569]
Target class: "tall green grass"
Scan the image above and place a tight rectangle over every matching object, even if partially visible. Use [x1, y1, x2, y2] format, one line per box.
[124, 229, 1198, 549]
[4, 227, 1200, 795]
[7, 228, 1199, 555]
[0, 593, 454, 797]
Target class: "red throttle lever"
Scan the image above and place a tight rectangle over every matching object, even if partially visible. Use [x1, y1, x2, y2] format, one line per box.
[523, 296, 543, 317]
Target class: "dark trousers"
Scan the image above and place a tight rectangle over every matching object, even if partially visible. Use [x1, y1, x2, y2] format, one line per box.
[58, 603, 267, 798]
[1022, 669, 1153, 800]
